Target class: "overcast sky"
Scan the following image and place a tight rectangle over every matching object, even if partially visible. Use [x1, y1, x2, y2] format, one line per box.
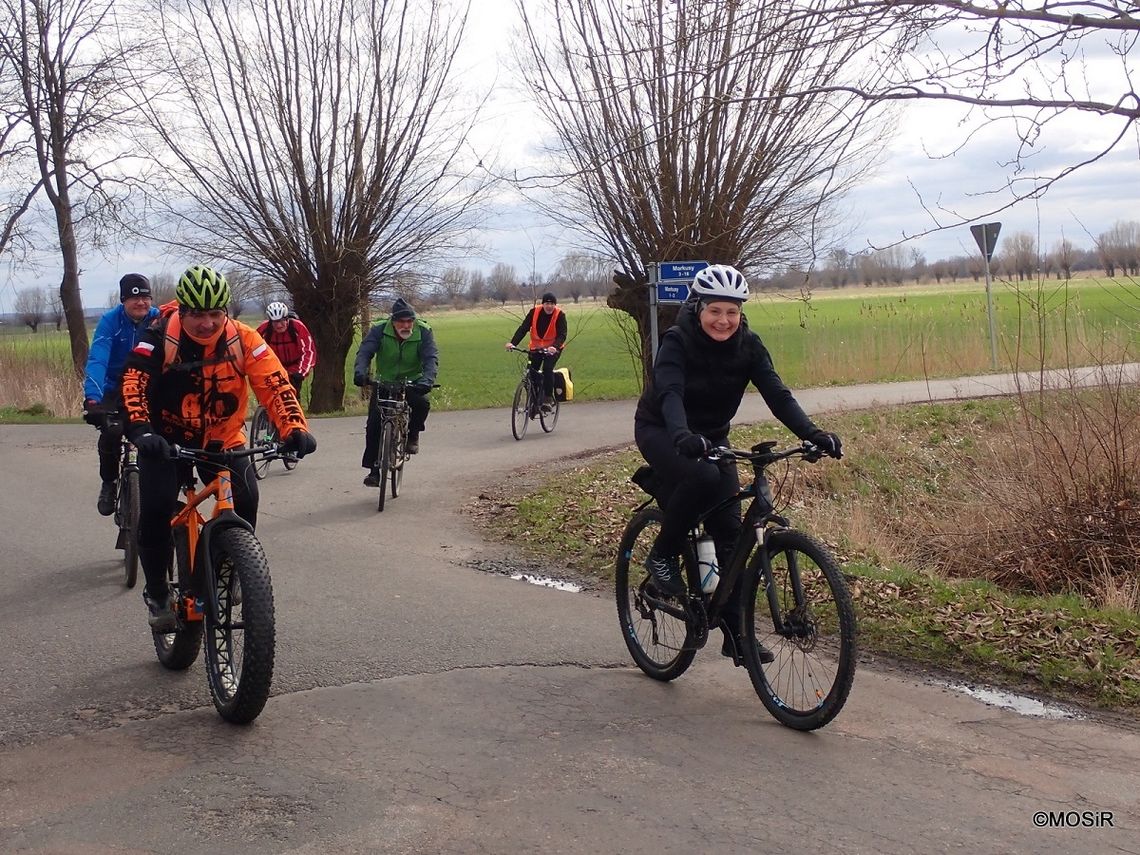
[3, 0, 1137, 313]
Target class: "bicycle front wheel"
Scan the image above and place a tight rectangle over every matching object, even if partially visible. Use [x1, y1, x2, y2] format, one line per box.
[203, 526, 276, 724]
[743, 530, 857, 731]
[118, 469, 140, 588]
[540, 396, 559, 433]
[250, 408, 272, 480]
[615, 507, 696, 681]
[390, 422, 405, 498]
[511, 380, 530, 440]
[377, 421, 393, 512]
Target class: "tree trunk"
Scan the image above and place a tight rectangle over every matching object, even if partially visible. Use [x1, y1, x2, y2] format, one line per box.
[55, 190, 89, 377]
[295, 291, 356, 414]
[607, 273, 678, 388]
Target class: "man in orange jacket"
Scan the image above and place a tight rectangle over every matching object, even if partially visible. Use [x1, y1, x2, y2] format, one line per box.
[120, 264, 317, 630]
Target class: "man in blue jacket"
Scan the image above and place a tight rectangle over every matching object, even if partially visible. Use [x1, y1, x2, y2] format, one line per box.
[82, 273, 159, 515]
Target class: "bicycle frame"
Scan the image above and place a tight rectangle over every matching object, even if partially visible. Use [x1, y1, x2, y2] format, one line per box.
[370, 382, 411, 457]
[638, 441, 818, 634]
[170, 448, 259, 626]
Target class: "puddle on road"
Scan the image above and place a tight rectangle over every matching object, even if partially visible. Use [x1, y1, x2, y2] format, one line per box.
[510, 573, 582, 593]
[948, 682, 1083, 720]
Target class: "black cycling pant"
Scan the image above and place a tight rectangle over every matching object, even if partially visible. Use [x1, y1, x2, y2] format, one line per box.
[362, 390, 430, 468]
[528, 350, 560, 398]
[136, 452, 259, 598]
[634, 420, 741, 558]
[96, 391, 123, 484]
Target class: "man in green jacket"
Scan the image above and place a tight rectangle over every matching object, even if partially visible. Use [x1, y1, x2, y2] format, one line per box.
[353, 297, 439, 486]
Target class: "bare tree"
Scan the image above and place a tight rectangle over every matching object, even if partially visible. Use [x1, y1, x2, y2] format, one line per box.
[14, 285, 44, 331]
[1000, 232, 1039, 282]
[517, 0, 891, 379]
[1097, 221, 1140, 278]
[438, 266, 468, 307]
[466, 269, 486, 306]
[46, 285, 63, 329]
[1, 0, 149, 375]
[798, 2, 1139, 228]
[487, 262, 517, 306]
[141, 0, 489, 412]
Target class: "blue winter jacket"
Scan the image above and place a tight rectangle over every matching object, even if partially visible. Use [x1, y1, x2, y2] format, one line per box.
[83, 304, 160, 401]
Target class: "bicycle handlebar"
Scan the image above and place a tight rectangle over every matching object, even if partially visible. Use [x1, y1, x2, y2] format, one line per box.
[707, 441, 826, 466]
[169, 443, 277, 463]
[507, 345, 556, 355]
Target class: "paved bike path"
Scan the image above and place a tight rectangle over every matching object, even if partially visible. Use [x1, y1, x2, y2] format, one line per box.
[1, 365, 1138, 853]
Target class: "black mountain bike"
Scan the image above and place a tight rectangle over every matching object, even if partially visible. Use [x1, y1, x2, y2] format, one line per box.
[248, 404, 298, 480]
[367, 380, 414, 512]
[107, 414, 140, 588]
[616, 441, 857, 731]
[508, 346, 559, 440]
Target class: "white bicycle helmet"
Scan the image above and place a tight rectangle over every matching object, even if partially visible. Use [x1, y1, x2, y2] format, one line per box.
[690, 264, 749, 302]
[266, 301, 290, 321]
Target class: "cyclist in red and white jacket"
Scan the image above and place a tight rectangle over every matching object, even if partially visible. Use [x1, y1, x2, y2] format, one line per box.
[256, 302, 318, 396]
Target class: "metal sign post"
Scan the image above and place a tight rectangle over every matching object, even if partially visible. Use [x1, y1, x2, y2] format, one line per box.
[970, 222, 1002, 370]
[648, 260, 709, 365]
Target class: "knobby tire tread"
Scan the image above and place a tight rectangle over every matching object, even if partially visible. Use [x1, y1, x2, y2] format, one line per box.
[204, 526, 276, 724]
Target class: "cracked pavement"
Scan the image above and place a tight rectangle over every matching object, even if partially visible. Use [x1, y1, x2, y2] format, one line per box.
[2, 368, 1139, 853]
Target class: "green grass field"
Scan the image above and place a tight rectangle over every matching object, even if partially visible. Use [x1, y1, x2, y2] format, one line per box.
[2, 276, 1137, 420]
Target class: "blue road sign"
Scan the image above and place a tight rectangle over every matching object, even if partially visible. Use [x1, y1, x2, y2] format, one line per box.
[656, 282, 690, 303]
[659, 261, 708, 281]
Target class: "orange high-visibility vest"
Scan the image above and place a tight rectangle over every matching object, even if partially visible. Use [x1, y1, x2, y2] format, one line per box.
[529, 306, 563, 350]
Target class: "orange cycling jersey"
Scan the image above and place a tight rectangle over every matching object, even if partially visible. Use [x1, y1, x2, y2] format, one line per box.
[121, 312, 307, 449]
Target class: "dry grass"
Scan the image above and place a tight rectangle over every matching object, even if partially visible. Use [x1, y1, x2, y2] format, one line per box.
[0, 337, 81, 417]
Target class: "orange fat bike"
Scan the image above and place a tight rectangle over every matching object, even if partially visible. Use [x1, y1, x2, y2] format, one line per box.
[152, 443, 277, 724]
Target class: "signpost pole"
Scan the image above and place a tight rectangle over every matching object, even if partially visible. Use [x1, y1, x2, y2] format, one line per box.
[970, 222, 1002, 371]
[983, 255, 998, 370]
[648, 262, 660, 367]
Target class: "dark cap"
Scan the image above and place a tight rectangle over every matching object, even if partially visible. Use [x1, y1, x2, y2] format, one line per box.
[390, 297, 416, 320]
[119, 273, 152, 301]
[541, 292, 557, 304]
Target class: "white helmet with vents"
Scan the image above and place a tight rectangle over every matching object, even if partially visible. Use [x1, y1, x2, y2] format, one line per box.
[690, 264, 749, 302]
[266, 301, 290, 321]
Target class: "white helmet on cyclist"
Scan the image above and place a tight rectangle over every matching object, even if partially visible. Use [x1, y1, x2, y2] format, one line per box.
[266, 301, 290, 321]
[691, 264, 749, 302]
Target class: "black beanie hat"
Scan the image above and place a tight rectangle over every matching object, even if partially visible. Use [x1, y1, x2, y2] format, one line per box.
[541, 292, 557, 304]
[390, 297, 416, 320]
[119, 273, 152, 301]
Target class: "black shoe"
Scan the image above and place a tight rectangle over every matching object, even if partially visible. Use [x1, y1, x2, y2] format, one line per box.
[721, 634, 775, 665]
[144, 589, 177, 633]
[363, 469, 381, 488]
[407, 432, 420, 454]
[97, 481, 116, 516]
[645, 550, 686, 597]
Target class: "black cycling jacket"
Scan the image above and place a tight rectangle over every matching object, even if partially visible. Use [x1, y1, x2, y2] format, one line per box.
[634, 300, 818, 443]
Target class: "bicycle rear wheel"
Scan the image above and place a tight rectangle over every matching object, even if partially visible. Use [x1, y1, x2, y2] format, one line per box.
[743, 530, 857, 731]
[153, 518, 204, 670]
[615, 507, 696, 681]
[540, 396, 559, 433]
[117, 469, 140, 588]
[250, 408, 272, 480]
[203, 526, 276, 724]
[377, 421, 393, 512]
[511, 379, 530, 440]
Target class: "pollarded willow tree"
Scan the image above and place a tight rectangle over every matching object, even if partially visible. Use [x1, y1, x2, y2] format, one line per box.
[516, 0, 903, 378]
[139, 0, 489, 412]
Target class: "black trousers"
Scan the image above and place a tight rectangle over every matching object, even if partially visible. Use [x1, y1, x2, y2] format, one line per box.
[528, 351, 561, 397]
[136, 452, 259, 597]
[633, 420, 741, 557]
[361, 390, 430, 468]
[96, 390, 124, 484]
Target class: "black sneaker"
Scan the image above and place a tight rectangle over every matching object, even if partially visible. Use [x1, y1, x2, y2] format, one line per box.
[406, 432, 420, 454]
[721, 634, 775, 665]
[97, 481, 116, 516]
[144, 589, 177, 633]
[363, 469, 381, 487]
[645, 550, 686, 597]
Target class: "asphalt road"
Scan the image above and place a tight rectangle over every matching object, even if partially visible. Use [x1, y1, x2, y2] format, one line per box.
[2, 366, 1139, 853]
